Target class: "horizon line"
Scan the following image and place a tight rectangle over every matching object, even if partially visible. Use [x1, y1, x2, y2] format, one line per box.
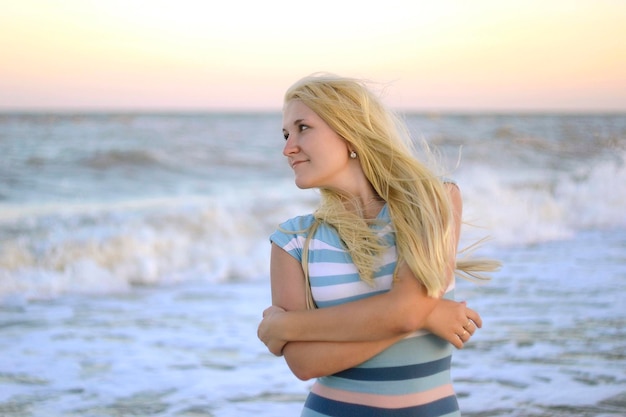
[1, 107, 625, 115]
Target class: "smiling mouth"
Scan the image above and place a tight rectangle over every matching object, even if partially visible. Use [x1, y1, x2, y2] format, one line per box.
[291, 160, 306, 168]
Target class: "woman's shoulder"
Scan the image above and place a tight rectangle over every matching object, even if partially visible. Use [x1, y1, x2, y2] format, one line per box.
[277, 213, 317, 234]
[270, 213, 317, 255]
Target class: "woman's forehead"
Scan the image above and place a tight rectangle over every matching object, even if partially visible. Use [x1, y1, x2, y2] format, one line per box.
[283, 100, 315, 123]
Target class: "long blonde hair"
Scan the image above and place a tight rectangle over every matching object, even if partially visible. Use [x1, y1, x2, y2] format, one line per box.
[285, 73, 499, 296]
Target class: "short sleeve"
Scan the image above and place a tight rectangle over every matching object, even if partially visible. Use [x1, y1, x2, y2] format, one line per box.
[269, 214, 316, 263]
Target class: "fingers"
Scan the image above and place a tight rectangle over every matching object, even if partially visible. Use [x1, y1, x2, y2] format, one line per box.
[454, 329, 468, 349]
[462, 321, 474, 336]
[465, 307, 482, 328]
[259, 306, 288, 356]
[262, 305, 286, 318]
[450, 337, 463, 349]
[459, 325, 470, 340]
[456, 323, 473, 347]
[453, 302, 483, 349]
[269, 341, 286, 357]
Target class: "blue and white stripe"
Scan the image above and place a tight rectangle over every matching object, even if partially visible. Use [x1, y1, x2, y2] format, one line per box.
[270, 204, 460, 416]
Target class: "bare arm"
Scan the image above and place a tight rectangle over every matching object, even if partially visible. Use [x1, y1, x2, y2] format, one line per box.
[259, 246, 478, 380]
[260, 243, 408, 379]
[258, 183, 480, 379]
[424, 183, 483, 344]
[261, 255, 439, 345]
[260, 183, 471, 344]
[281, 336, 406, 380]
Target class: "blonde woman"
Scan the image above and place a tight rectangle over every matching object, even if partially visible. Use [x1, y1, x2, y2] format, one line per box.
[258, 74, 499, 416]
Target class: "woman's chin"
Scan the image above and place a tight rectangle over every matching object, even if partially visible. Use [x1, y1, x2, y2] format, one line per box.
[294, 178, 315, 190]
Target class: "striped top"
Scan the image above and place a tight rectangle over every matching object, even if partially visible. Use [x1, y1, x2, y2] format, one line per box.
[270, 205, 460, 417]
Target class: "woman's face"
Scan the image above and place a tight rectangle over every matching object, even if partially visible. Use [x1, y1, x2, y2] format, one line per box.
[282, 100, 356, 191]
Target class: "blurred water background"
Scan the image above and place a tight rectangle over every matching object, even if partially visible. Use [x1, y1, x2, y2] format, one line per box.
[0, 112, 625, 416]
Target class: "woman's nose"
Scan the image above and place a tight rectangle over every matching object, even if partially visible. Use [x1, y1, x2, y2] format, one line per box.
[283, 134, 298, 157]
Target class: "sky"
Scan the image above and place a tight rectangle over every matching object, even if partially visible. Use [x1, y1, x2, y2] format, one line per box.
[1, 0, 625, 112]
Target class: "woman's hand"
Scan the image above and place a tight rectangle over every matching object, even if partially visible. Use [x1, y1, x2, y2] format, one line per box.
[425, 299, 482, 349]
[258, 305, 289, 356]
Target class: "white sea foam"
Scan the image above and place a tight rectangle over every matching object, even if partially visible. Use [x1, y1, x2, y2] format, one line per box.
[1, 113, 625, 416]
[0, 182, 320, 301]
[458, 150, 626, 246]
[0, 228, 624, 416]
[2, 149, 625, 300]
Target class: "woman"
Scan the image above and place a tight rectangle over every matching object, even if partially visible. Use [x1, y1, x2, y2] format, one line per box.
[258, 74, 499, 416]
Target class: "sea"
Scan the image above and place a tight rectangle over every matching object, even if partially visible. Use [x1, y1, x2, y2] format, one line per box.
[0, 112, 625, 417]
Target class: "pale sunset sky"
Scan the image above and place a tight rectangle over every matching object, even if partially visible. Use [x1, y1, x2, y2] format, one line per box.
[1, 0, 625, 112]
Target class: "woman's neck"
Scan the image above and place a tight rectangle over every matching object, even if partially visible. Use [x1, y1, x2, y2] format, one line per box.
[348, 194, 385, 220]
[318, 186, 385, 220]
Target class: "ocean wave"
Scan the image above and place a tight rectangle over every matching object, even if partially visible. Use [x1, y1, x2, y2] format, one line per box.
[459, 150, 626, 246]
[0, 184, 317, 302]
[1, 150, 624, 302]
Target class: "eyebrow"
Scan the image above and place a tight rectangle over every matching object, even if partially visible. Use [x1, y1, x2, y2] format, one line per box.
[282, 118, 305, 132]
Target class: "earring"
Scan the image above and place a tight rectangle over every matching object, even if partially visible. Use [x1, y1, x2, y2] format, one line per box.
[349, 150, 357, 159]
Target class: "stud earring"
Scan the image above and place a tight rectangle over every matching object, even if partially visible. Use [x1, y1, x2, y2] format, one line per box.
[349, 151, 357, 159]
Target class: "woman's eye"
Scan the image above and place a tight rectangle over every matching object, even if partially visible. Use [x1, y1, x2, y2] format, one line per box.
[282, 124, 308, 140]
